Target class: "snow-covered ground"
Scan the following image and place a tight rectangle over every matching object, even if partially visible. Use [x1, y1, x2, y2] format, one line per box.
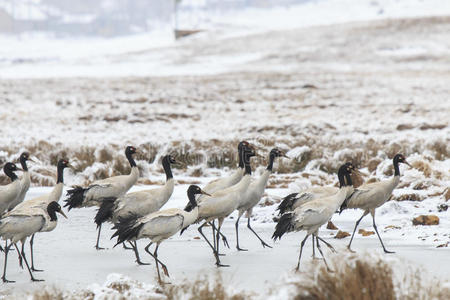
[0, 0, 449, 298]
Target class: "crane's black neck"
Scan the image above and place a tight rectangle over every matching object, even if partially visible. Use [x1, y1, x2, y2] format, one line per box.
[244, 160, 252, 175]
[185, 189, 197, 211]
[338, 167, 351, 188]
[266, 153, 276, 172]
[20, 156, 28, 172]
[162, 156, 173, 180]
[57, 164, 65, 184]
[4, 167, 18, 181]
[47, 206, 58, 221]
[126, 151, 137, 168]
[238, 148, 244, 169]
[393, 158, 400, 177]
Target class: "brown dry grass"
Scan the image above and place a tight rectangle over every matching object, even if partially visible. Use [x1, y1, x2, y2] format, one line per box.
[290, 256, 450, 300]
[163, 274, 248, 300]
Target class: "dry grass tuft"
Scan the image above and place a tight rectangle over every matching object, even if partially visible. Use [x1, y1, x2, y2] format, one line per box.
[29, 288, 65, 300]
[411, 160, 432, 177]
[163, 274, 247, 300]
[393, 193, 424, 201]
[293, 258, 396, 300]
[290, 255, 450, 300]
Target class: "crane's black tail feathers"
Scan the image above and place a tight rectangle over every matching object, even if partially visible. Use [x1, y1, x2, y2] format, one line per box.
[272, 212, 294, 241]
[276, 193, 298, 215]
[64, 186, 87, 210]
[94, 197, 117, 228]
[111, 213, 143, 246]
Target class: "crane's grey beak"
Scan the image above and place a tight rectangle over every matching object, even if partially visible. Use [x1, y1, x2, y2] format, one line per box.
[16, 167, 24, 172]
[57, 209, 68, 219]
[404, 160, 413, 168]
[201, 190, 211, 196]
[280, 151, 289, 158]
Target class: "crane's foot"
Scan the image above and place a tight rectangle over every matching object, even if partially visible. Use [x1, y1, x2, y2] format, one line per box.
[236, 246, 248, 251]
[2, 276, 15, 283]
[347, 246, 356, 253]
[215, 262, 230, 268]
[261, 241, 272, 248]
[135, 260, 150, 266]
[31, 267, 44, 272]
[384, 249, 395, 254]
[95, 245, 105, 250]
[31, 277, 44, 282]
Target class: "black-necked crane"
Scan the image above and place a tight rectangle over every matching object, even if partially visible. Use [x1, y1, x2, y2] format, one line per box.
[111, 185, 209, 283]
[7, 152, 32, 211]
[0, 201, 67, 282]
[95, 154, 177, 264]
[235, 148, 287, 251]
[64, 146, 139, 249]
[200, 141, 247, 194]
[341, 154, 412, 253]
[276, 162, 358, 258]
[9, 159, 70, 271]
[194, 143, 256, 267]
[182, 141, 248, 248]
[272, 163, 354, 272]
[0, 163, 23, 215]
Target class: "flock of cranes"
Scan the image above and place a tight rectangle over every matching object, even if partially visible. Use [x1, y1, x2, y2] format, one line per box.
[0, 142, 412, 283]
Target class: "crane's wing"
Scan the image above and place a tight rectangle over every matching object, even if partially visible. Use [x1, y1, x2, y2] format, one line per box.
[139, 214, 184, 238]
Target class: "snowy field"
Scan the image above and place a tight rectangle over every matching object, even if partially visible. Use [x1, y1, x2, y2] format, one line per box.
[0, 0, 450, 298]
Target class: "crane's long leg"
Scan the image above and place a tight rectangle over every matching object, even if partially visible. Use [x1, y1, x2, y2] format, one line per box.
[312, 236, 318, 259]
[215, 218, 229, 267]
[14, 243, 43, 282]
[131, 240, 150, 265]
[315, 235, 333, 272]
[372, 212, 395, 254]
[210, 221, 229, 249]
[247, 217, 272, 248]
[144, 243, 169, 283]
[316, 236, 336, 253]
[347, 210, 369, 252]
[211, 220, 217, 251]
[235, 212, 247, 251]
[18, 241, 24, 268]
[2, 240, 14, 283]
[95, 224, 105, 250]
[30, 234, 43, 272]
[198, 221, 221, 264]
[296, 234, 310, 272]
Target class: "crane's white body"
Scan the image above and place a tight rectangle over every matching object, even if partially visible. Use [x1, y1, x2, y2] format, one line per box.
[135, 206, 199, 243]
[0, 206, 53, 243]
[111, 178, 175, 223]
[292, 186, 353, 234]
[83, 167, 139, 207]
[203, 168, 244, 195]
[10, 183, 63, 212]
[237, 170, 271, 216]
[345, 176, 400, 212]
[290, 186, 339, 211]
[5, 183, 64, 234]
[198, 174, 251, 222]
[0, 180, 22, 215]
[7, 171, 31, 211]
